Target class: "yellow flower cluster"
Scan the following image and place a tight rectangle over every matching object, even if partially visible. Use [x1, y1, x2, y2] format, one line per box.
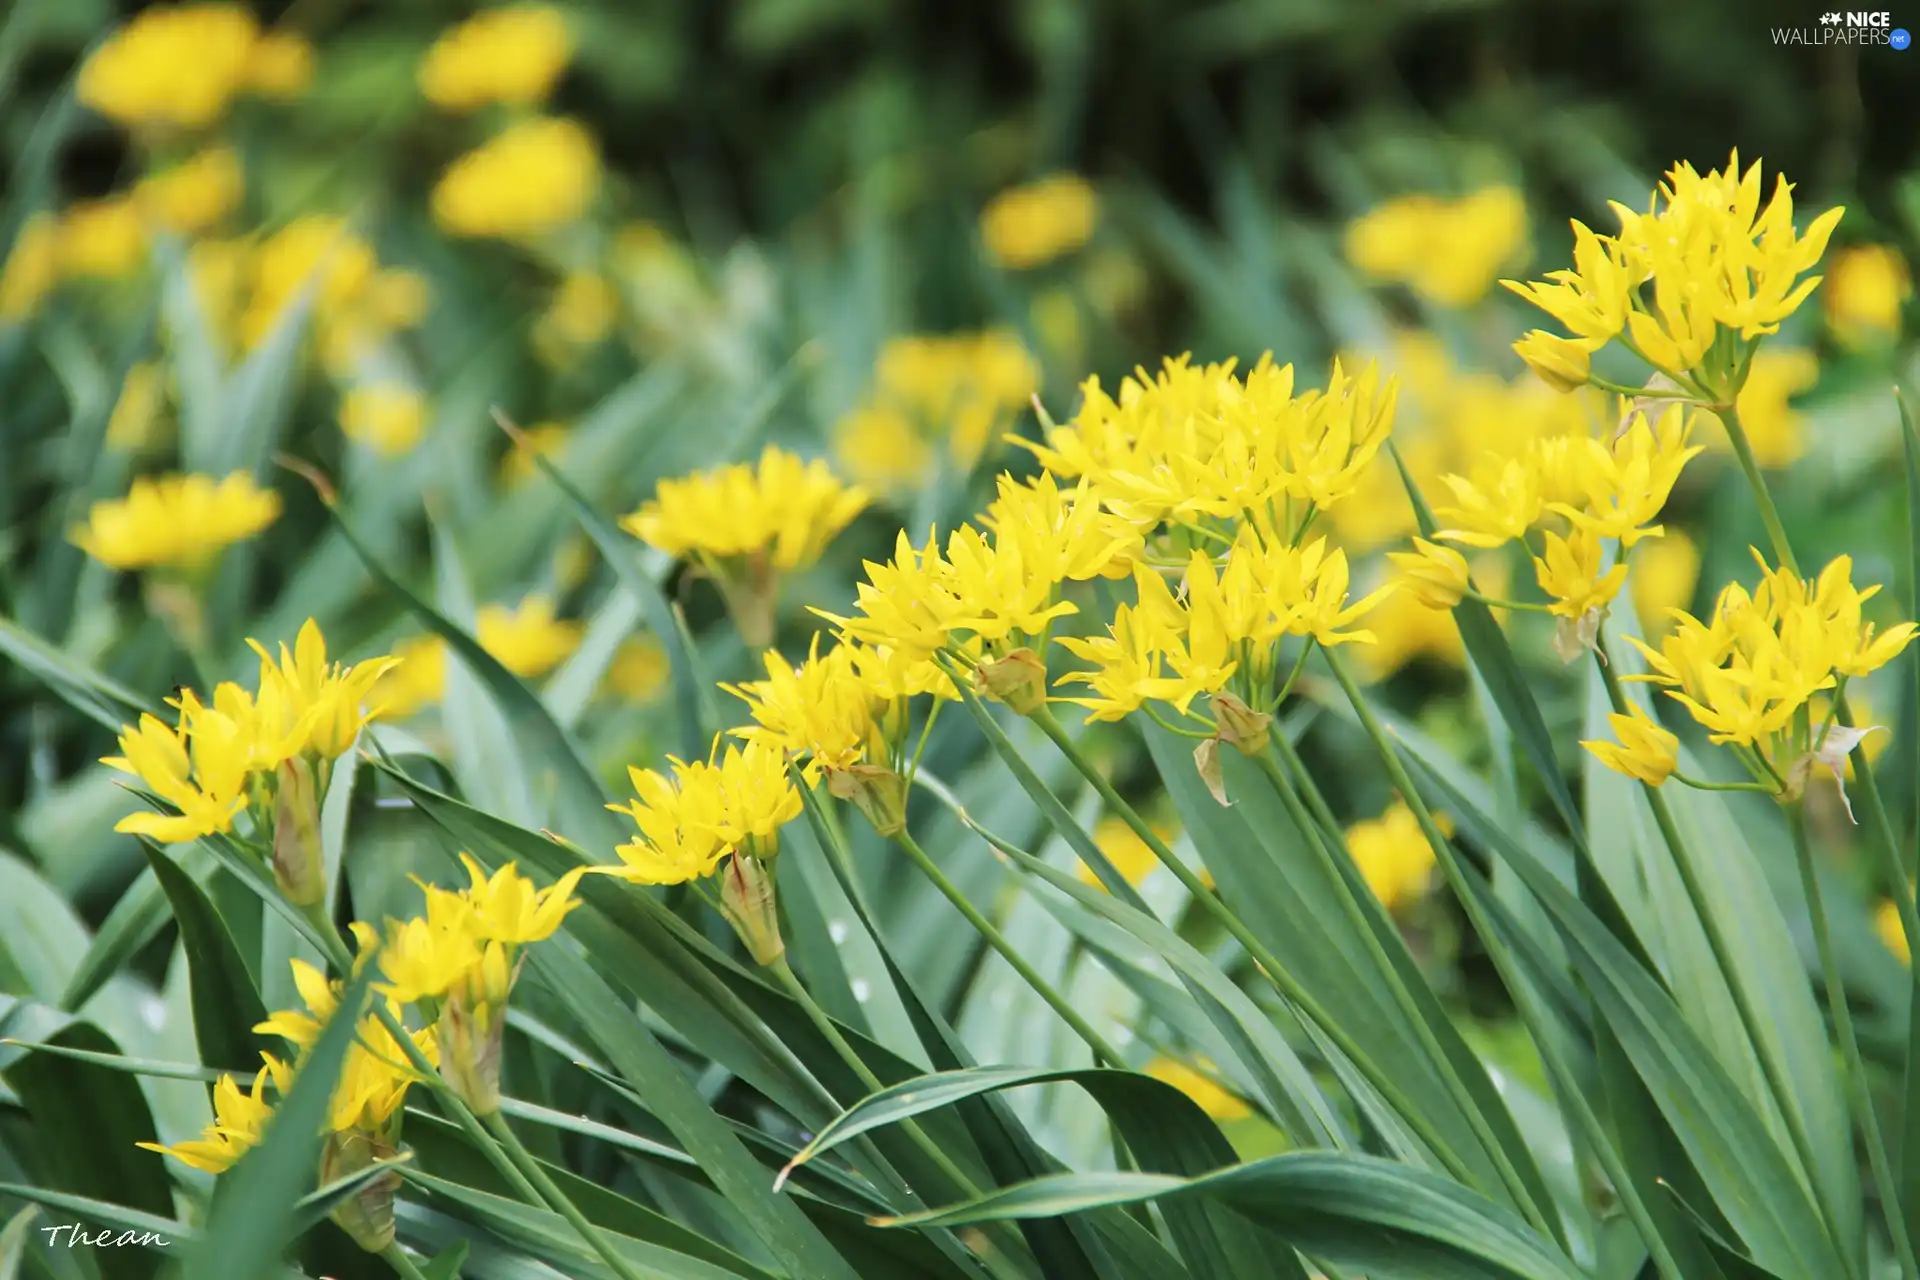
[1393, 402, 1701, 660]
[103, 621, 395, 854]
[833, 331, 1039, 495]
[419, 5, 572, 112]
[1344, 803, 1439, 914]
[980, 173, 1100, 271]
[136, 146, 245, 236]
[1823, 243, 1909, 349]
[71, 471, 280, 572]
[1588, 553, 1917, 817]
[78, 4, 311, 132]
[599, 739, 798, 962]
[1507, 152, 1842, 401]
[365, 597, 584, 722]
[625, 444, 869, 645]
[1345, 186, 1529, 308]
[432, 117, 601, 240]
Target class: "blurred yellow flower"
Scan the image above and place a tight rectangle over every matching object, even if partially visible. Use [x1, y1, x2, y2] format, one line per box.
[607, 635, 670, 703]
[1076, 816, 1170, 889]
[1345, 803, 1438, 914]
[477, 596, 581, 679]
[1726, 348, 1818, 468]
[135, 147, 244, 235]
[58, 196, 147, 279]
[833, 331, 1038, 495]
[1144, 1057, 1250, 1122]
[0, 215, 60, 321]
[1629, 531, 1700, 639]
[370, 635, 446, 719]
[71, 471, 280, 571]
[432, 117, 600, 240]
[1825, 244, 1909, 348]
[419, 6, 572, 112]
[1346, 186, 1528, 308]
[106, 362, 168, 451]
[238, 217, 427, 366]
[246, 30, 316, 98]
[78, 4, 260, 131]
[340, 383, 428, 456]
[534, 270, 620, 363]
[1357, 586, 1463, 682]
[500, 421, 570, 486]
[981, 173, 1098, 271]
[1878, 899, 1910, 965]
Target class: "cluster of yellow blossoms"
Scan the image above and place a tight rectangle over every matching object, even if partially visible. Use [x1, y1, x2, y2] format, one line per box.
[77, 4, 311, 132]
[71, 471, 281, 573]
[104, 621, 395, 904]
[833, 332, 1040, 496]
[624, 444, 871, 646]
[1507, 152, 1841, 401]
[1586, 554, 1916, 816]
[146, 857, 581, 1252]
[980, 174, 1101, 272]
[1345, 186, 1530, 308]
[418, 5, 572, 112]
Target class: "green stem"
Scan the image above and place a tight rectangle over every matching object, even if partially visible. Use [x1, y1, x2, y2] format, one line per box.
[1594, 651, 1860, 1273]
[1671, 773, 1779, 793]
[1716, 401, 1799, 575]
[1024, 704, 1502, 1201]
[1245, 748, 1556, 1240]
[891, 827, 1127, 1069]
[380, 1242, 431, 1280]
[483, 1109, 652, 1280]
[1793, 802, 1918, 1280]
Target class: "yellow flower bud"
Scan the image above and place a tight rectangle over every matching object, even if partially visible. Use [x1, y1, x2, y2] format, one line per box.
[1580, 703, 1677, 788]
[1514, 330, 1591, 393]
[1386, 538, 1471, 610]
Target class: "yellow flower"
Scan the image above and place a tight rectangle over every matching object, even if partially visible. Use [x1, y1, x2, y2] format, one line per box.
[246, 619, 401, 761]
[1533, 526, 1628, 623]
[1076, 816, 1169, 889]
[246, 30, 315, 98]
[477, 596, 582, 679]
[1144, 1057, 1250, 1122]
[980, 174, 1099, 271]
[457, 853, 585, 944]
[340, 383, 428, 456]
[1387, 538, 1470, 609]
[369, 635, 446, 719]
[602, 761, 727, 886]
[1824, 244, 1909, 348]
[78, 4, 260, 131]
[1346, 186, 1528, 308]
[1877, 899, 1910, 965]
[252, 959, 340, 1051]
[1513, 330, 1590, 393]
[500, 420, 570, 486]
[419, 6, 572, 112]
[239, 217, 427, 365]
[624, 444, 869, 572]
[71, 471, 280, 571]
[431, 117, 600, 240]
[0, 214, 59, 321]
[1630, 531, 1700, 639]
[1581, 702, 1679, 787]
[1551, 406, 1701, 548]
[606, 635, 669, 703]
[57, 196, 147, 279]
[137, 1059, 281, 1174]
[377, 903, 481, 1007]
[722, 638, 883, 782]
[106, 361, 168, 451]
[536, 271, 619, 350]
[1345, 803, 1439, 913]
[1506, 153, 1842, 393]
[101, 702, 250, 842]
[135, 147, 243, 235]
[1726, 348, 1818, 469]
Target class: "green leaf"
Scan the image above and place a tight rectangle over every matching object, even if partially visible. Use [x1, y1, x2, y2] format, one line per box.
[327, 501, 619, 848]
[782, 1064, 1288, 1278]
[518, 941, 865, 1280]
[0, 1041, 220, 1084]
[1403, 760, 1849, 1277]
[420, 1240, 470, 1280]
[140, 843, 268, 1074]
[0, 1020, 172, 1280]
[0, 1203, 40, 1280]
[1895, 382, 1920, 1255]
[881, 1151, 1584, 1280]
[0, 1183, 192, 1251]
[0, 613, 155, 733]
[182, 952, 379, 1280]
[60, 857, 193, 1013]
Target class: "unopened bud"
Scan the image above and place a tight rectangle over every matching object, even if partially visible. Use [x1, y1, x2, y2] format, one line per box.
[975, 648, 1049, 716]
[437, 980, 506, 1117]
[718, 853, 784, 966]
[1210, 692, 1271, 757]
[321, 1128, 400, 1253]
[272, 757, 326, 907]
[827, 763, 910, 837]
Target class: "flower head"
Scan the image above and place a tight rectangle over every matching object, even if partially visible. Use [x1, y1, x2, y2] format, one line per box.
[1344, 803, 1439, 913]
[72, 471, 280, 571]
[980, 174, 1099, 271]
[341, 384, 428, 456]
[79, 5, 261, 131]
[477, 596, 581, 679]
[1582, 702, 1679, 787]
[432, 117, 600, 240]
[1346, 186, 1528, 308]
[1824, 243, 1909, 348]
[419, 6, 572, 112]
[624, 444, 870, 573]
